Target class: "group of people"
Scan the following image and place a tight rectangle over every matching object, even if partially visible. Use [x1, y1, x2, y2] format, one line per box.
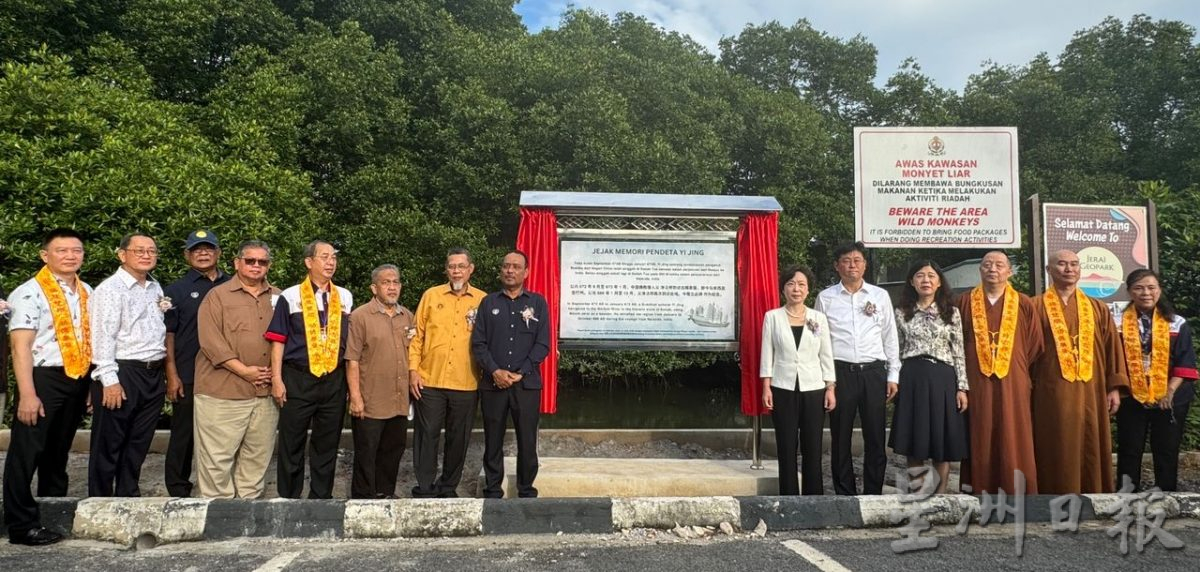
[3, 228, 1197, 546]
[2, 228, 550, 546]
[762, 242, 1198, 498]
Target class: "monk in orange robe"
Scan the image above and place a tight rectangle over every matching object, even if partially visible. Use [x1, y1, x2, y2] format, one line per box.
[1030, 250, 1129, 494]
[958, 251, 1044, 494]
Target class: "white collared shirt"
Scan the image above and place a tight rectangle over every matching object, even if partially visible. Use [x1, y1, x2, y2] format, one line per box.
[91, 267, 167, 386]
[814, 281, 901, 382]
[7, 275, 93, 367]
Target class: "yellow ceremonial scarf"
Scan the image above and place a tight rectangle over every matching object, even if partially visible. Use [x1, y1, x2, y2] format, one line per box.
[34, 266, 91, 379]
[1043, 288, 1094, 383]
[1122, 307, 1169, 404]
[299, 277, 342, 377]
[971, 284, 1019, 379]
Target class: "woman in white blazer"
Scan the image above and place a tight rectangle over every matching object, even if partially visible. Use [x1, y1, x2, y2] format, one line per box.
[761, 265, 837, 495]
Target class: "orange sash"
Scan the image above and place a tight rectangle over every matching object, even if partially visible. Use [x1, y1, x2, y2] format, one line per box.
[34, 266, 91, 379]
[1122, 307, 1169, 404]
[971, 284, 1018, 379]
[300, 277, 342, 376]
[1043, 288, 1094, 382]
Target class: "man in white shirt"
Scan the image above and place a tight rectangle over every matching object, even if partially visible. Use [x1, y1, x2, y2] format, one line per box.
[4, 229, 92, 545]
[89, 233, 168, 497]
[814, 242, 900, 495]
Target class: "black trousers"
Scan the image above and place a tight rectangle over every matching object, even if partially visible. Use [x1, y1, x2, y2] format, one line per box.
[411, 387, 477, 498]
[829, 361, 888, 495]
[164, 383, 195, 496]
[1116, 396, 1193, 491]
[3, 367, 89, 536]
[350, 415, 407, 499]
[480, 386, 541, 498]
[771, 385, 826, 495]
[276, 363, 346, 499]
[89, 363, 166, 497]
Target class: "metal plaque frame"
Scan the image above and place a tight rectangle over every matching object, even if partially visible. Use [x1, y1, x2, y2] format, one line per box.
[522, 191, 781, 352]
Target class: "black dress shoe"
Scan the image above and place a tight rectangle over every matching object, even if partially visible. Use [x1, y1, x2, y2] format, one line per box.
[9, 527, 64, 546]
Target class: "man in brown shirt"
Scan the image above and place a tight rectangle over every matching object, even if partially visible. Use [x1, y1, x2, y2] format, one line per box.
[346, 264, 415, 499]
[193, 240, 281, 498]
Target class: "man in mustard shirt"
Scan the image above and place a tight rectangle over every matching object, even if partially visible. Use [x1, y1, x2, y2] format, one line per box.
[408, 248, 485, 498]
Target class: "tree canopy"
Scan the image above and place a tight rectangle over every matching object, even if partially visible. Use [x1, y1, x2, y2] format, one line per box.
[1, 4, 1197, 385]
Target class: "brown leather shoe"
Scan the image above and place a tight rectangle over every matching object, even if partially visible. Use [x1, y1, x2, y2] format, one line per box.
[9, 527, 64, 546]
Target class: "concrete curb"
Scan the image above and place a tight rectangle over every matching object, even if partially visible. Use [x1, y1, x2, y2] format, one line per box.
[3, 492, 1198, 546]
[612, 497, 740, 530]
[73, 498, 209, 547]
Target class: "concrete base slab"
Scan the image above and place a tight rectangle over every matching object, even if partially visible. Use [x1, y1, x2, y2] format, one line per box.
[480, 457, 783, 498]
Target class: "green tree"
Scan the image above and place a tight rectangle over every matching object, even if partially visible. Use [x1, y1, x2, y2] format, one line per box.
[719, 19, 879, 125]
[0, 52, 319, 292]
[1058, 16, 1200, 188]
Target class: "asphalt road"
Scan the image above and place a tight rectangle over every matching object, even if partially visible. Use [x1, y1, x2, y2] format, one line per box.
[1, 521, 1196, 571]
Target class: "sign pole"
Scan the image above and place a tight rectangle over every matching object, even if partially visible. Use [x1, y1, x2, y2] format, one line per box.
[751, 416, 764, 470]
[1147, 198, 1159, 272]
[1028, 193, 1043, 293]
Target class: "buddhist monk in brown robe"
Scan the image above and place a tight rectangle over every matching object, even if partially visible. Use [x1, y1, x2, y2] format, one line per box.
[1031, 249, 1129, 494]
[958, 251, 1043, 494]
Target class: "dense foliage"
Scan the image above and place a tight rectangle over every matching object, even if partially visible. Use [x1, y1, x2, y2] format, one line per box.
[1, 5, 1197, 442]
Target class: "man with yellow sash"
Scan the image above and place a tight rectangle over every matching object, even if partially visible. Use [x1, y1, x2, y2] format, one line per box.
[1114, 268, 1198, 491]
[3, 229, 92, 546]
[957, 251, 1044, 494]
[1030, 249, 1129, 494]
[265, 240, 354, 499]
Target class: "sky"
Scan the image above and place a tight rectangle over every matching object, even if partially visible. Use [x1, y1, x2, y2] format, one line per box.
[514, 0, 1200, 91]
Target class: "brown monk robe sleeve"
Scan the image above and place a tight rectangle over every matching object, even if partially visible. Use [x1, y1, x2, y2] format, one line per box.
[1019, 294, 1044, 369]
[1092, 297, 1129, 395]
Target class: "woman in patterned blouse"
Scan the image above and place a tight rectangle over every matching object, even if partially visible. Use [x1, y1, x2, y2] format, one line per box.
[888, 260, 969, 494]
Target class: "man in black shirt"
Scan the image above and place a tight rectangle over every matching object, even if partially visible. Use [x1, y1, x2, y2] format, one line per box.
[471, 250, 550, 498]
[163, 230, 230, 496]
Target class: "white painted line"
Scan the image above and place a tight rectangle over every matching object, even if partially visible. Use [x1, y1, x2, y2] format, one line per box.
[782, 539, 853, 572]
[253, 551, 302, 572]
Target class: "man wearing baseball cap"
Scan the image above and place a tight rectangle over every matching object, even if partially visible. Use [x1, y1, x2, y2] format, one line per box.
[162, 229, 229, 496]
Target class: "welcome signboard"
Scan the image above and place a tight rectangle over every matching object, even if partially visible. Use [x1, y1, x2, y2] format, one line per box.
[1041, 203, 1151, 303]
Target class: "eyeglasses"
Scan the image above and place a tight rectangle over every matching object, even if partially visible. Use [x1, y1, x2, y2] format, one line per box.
[124, 248, 158, 257]
[239, 257, 271, 267]
[446, 263, 471, 271]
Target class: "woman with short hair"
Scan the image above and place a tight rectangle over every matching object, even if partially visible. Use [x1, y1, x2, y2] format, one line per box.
[761, 265, 837, 495]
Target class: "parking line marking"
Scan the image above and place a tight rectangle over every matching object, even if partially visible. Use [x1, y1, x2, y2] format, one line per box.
[253, 551, 302, 572]
[782, 539, 853, 572]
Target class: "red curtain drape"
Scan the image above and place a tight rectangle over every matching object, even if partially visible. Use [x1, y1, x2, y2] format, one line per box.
[737, 212, 779, 416]
[516, 207, 561, 414]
